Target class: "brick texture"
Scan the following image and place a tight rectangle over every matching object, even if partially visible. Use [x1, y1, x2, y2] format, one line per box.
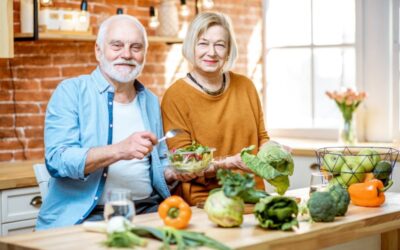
[1, 0, 263, 162]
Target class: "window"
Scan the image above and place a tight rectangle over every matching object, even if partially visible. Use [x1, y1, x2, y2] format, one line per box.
[394, 0, 400, 142]
[264, 0, 356, 139]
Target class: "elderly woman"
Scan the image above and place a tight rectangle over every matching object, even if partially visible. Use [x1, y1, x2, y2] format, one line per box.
[161, 12, 269, 206]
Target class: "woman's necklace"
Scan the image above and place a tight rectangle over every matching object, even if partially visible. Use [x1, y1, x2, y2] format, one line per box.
[187, 73, 226, 96]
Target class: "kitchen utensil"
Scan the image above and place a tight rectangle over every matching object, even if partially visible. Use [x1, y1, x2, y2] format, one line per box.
[158, 128, 183, 143]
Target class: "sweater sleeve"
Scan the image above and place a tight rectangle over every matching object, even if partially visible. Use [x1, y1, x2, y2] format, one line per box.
[256, 92, 270, 146]
[244, 76, 269, 147]
[161, 82, 193, 150]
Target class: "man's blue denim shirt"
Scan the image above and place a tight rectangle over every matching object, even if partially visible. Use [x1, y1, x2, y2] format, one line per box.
[36, 67, 171, 230]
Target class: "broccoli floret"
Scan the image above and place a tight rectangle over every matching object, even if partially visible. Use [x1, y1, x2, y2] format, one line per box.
[329, 184, 350, 216]
[307, 191, 337, 222]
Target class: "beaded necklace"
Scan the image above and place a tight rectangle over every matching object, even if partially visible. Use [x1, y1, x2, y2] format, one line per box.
[187, 73, 226, 96]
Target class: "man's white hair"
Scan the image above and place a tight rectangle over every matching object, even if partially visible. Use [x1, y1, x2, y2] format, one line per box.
[96, 14, 149, 53]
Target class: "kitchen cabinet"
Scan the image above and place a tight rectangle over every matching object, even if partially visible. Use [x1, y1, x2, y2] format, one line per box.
[0, 0, 14, 58]
[0, 161, 42, 236]
[0, 186, 41, 236]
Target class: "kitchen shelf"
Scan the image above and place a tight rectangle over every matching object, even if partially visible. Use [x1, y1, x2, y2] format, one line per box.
[14, 31, 183, 44]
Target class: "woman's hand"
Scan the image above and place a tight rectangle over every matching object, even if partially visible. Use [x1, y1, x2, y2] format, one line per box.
[164, 167, 198, 183]
[212, 153, 251, 172]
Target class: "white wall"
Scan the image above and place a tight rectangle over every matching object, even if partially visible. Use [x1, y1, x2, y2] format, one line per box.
[361, 0, 396, 142]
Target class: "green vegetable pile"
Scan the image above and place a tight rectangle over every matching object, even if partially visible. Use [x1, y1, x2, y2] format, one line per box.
[204, 190, 244, 228]
[253, 196, 299, 231]
[132, 226, 231, 250]
[241, 142, 294, 195]
[104, 231, 147, 248]
[329, 184, 350, 216]
[307, 191, 337, 222]
[204, 169, 269, 228]
[216, 169, 270, 204]
[307, 184, 350, 222]
[102, 216, 231, 249]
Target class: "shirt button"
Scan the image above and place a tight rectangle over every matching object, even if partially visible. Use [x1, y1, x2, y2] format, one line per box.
[103, 173, 107, 177]
[109, 102, 112, 105]
[110, 124, 113, 128]
[94, 197, 98, 201]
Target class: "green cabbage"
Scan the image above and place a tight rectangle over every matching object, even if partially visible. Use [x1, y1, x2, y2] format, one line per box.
[204, 190, 244, 228]
[241, 143, 294, 195]
[254, 196, 299, 231]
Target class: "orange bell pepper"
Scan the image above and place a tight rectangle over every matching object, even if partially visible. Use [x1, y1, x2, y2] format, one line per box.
[158, 195, 192, 229]
[348, 179, 393, 207]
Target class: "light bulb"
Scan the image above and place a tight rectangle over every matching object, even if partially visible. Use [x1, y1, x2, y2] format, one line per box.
[149, 16, 160, 29]
[202, 0, 214, 9]
[40, 0, 53, 6]
[149, 6, 159, 29]
[180, 4, 190, 17]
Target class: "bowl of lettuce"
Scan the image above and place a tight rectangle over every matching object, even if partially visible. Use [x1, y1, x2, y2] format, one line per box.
[168, 142, 215, 174]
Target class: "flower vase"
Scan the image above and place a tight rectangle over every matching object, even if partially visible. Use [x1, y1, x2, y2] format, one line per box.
[339, 116, 357, 145]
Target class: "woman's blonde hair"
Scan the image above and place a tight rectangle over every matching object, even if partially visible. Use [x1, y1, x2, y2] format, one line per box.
[182, 12, 238, 72]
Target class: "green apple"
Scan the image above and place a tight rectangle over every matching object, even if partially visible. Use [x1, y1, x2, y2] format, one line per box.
[328, 176, 347, 188]
[358, 148, 381, 168]
[342, 155, 361, 169]
[322, 153, 344, 175]
[341, 164, 366, 186]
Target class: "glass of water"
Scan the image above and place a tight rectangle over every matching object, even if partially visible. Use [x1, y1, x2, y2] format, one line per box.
[309, 171, 333, 196]
[104, 189, 135, 222]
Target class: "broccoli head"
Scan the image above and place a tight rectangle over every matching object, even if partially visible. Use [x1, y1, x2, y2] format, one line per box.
[329, 184, 350, 216]
[307, 191, 337, 222]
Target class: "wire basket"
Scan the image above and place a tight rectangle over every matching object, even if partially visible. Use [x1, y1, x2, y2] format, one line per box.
[315, 146, 399, 187]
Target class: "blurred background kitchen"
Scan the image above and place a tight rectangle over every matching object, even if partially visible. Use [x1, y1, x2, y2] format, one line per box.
[0, 0, 399, 235]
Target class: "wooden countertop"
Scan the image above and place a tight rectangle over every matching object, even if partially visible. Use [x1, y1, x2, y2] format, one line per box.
[0, 160, 41, 190]
[1, 189, 400, 250]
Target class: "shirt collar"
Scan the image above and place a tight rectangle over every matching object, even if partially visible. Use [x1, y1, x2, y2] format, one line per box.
[91, 66, 145, 94]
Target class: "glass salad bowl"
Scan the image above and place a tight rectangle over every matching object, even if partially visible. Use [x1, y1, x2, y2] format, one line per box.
[168, 143, 215, 174]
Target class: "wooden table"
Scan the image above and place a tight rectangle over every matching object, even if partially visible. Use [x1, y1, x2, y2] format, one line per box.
[1, 189, 400, 250]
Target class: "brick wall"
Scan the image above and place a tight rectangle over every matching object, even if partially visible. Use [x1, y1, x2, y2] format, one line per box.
[0, 0, 263, 162]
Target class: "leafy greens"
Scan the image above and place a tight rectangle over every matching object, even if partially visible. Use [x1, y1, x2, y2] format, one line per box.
[241, 142, 294, 195]
[254, 196, 299, 231]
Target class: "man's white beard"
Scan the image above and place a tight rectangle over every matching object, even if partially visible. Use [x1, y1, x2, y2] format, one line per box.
[100, 54, 143, 84]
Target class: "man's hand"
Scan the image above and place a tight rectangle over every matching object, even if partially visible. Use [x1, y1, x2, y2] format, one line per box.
[117, 131, 157, 160]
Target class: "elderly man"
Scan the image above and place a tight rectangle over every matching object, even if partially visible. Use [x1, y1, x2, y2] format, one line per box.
[36, 15, 179, 230]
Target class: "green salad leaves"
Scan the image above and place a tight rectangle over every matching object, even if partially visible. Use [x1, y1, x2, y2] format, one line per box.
[241, 142, 294, 195]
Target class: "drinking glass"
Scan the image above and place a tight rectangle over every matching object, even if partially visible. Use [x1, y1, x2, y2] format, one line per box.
[309, 171, 333, 196]
[104, 189, 135, 222]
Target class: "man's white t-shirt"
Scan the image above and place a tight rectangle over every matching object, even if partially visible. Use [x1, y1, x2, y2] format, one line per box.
[99, 97, 152, 204]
